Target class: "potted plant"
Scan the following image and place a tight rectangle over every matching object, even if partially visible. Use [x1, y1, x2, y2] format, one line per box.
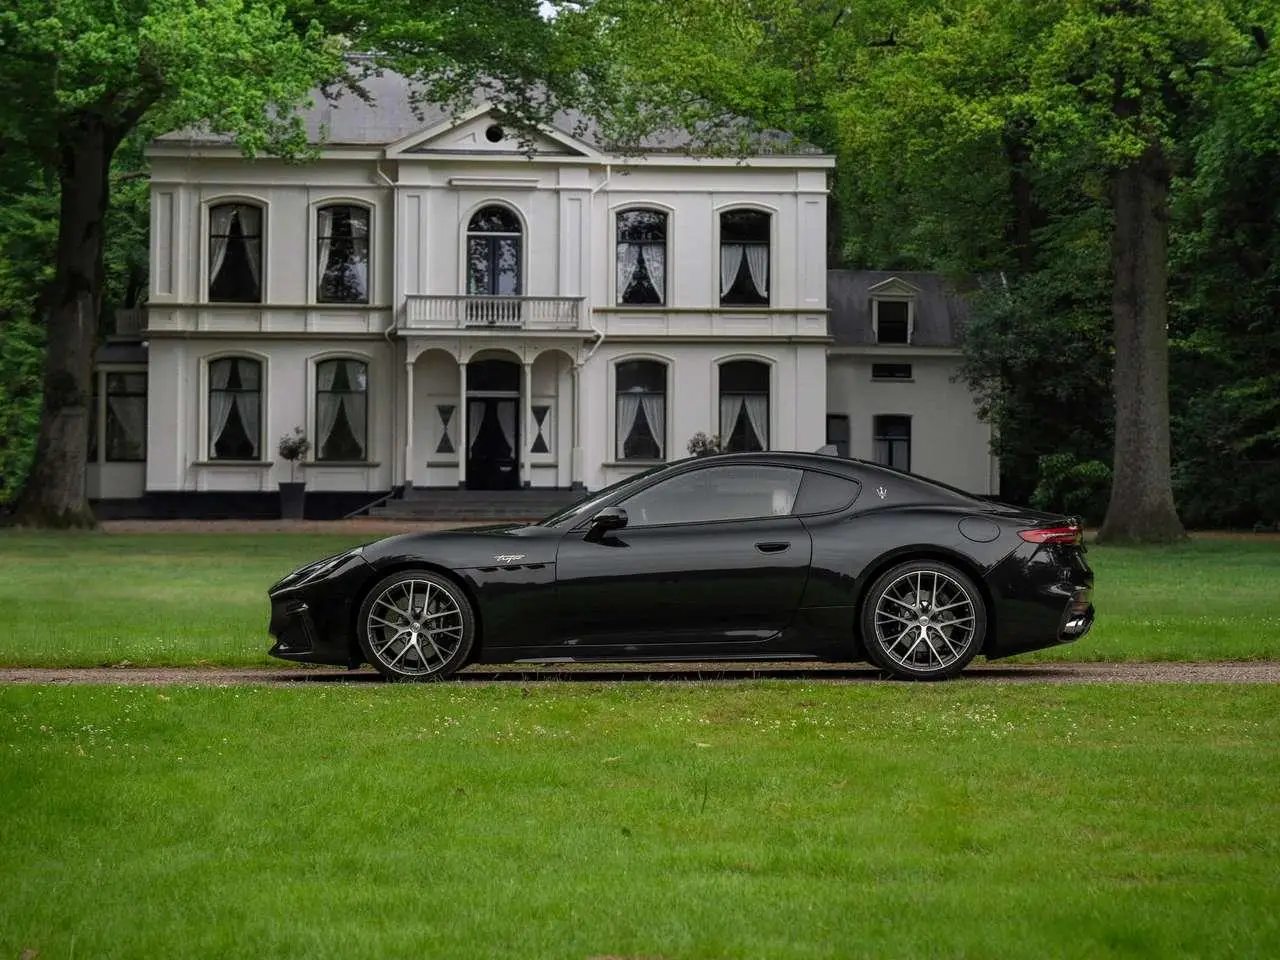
[687, 432, 724, 457]
[277, 427, 311, 519]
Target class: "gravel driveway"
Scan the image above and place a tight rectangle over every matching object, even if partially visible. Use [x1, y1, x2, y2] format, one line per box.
[2, 661, 1278, 686]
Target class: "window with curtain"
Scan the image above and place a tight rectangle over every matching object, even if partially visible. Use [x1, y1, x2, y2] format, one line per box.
[616, 209, 667, 305]
[315, 359, 369, 461]
[719, 209, 770, 306]
[317, 205, 370, 303]
[719, 360, 769, 452]
[105, 372, 147, 462]
[208, 203, 263, 302]
[615, 359, 667, 460]
[873, 415, 912, 472]
[208, 357, 262, 460]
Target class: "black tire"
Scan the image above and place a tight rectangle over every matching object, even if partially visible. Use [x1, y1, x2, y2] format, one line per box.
[860, 559, 987, 681]
[356, 568, 476, 682]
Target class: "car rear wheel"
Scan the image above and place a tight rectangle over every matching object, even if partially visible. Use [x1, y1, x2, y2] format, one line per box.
[860, 560, 987, 680]
[357, 569, 476, 681]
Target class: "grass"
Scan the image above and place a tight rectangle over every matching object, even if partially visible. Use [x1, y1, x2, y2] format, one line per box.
[1, 681, 1278, 958]
[0, 532, 1276, 667]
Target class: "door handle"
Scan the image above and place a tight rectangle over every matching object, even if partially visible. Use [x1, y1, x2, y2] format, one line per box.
[755, 541, 791, 554]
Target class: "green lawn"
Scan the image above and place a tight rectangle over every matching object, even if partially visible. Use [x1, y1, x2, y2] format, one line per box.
[1, 682, 1277, 959]
[0, 531, 1276, 667]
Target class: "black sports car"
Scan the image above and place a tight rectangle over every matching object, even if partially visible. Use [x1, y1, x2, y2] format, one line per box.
[267, 451, 1094, 681]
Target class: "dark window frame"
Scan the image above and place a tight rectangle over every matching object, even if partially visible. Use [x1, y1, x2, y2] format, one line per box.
[718, 359, 770, 453]
[616, 208, 668, 305]
[208, 202, 264, 304]
[316, 204, 371, 304]
[719, 209, 771, 307]
[874, 298, 912, 344]
[871, 362, 914, 381]
[466, 204, 523, 298]
[208, 356, 264, 461]
[615, 359, 668, 461]
[315, 358, 369, 462]
[104, 371, 147, 463]
[873, 414, 912, 472]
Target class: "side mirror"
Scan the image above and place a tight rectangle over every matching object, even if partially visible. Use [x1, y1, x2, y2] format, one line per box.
[587, 505, 628, 537]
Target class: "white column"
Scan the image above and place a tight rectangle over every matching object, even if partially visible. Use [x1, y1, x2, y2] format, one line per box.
[570, 361, 583, 489]
[521, 359, 533, 488]
[457, 360, 468, 488]
[403, 359, 415, 487]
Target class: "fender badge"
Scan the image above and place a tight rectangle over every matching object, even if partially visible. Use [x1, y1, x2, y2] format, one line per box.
[493, 554, 526, 563]
[876, 486, 888, 500]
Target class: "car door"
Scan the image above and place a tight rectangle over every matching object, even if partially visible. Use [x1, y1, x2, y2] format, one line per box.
[553, 463, 813, 648]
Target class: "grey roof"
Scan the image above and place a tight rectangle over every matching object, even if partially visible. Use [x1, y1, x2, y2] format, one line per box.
[157, 66, 826, 157]
[827, 270, 971, 348]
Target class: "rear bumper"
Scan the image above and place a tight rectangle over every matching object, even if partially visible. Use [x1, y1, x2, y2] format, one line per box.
[983, 544, 1096, 659]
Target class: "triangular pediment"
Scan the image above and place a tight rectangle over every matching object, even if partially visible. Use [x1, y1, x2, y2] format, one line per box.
[867, 276, 922, 297]
[386, 105, 599, 159]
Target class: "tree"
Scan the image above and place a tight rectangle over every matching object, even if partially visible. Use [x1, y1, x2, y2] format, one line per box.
[0, 0, 591, 527]
[0, 0, 345, 526]
[577, 0, 1278, 542]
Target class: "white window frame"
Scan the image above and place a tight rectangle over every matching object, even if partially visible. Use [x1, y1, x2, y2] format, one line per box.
[200, 195, 269, 305]
[198, 351, 270, 463]
[310, 199, 375, 306]
[308, 351, 375, 463]
[872, 296, 915, 345]
[609, 354, 673, 464]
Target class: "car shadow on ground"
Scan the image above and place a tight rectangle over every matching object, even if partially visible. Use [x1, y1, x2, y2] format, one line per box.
[268, 664, 1085, 684]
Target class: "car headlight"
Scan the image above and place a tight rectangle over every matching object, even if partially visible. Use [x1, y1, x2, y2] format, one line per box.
[275, 546, 365, 590]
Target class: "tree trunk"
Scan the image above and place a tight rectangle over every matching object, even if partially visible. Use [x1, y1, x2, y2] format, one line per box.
[13, 115, 117, 528]
[1096, 145, 1186, 544]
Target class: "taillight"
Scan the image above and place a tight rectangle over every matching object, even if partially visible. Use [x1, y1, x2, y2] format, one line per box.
[1019, 524, 1082, 545]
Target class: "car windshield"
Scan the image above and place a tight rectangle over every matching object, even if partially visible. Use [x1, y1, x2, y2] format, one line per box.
[535, 460, 684, 526]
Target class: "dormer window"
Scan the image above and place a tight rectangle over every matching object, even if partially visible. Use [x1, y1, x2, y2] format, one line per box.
[874, 299, 912, 344]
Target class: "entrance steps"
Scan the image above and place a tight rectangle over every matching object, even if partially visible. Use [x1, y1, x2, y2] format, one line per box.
[366, 487, 581, 521]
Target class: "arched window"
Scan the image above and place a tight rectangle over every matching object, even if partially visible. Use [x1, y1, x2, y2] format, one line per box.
[466, 206, 522, 296]
[208, 203, 263, 303]
[719, 360, 770, 452]
[615, 360, 667, 460]
[315, 359, 369, 461]
[208, 357, 262, 460]
[616, 209, 667, 305]
[719, 209, 770, 306]
[317, 205, 370, 303]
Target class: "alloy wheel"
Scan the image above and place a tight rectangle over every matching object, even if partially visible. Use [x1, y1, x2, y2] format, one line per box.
[871, 568, 978, 675]
[365, 577, 467, 677]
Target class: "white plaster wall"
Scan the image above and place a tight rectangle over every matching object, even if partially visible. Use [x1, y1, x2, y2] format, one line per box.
[148, 157, 395, 308]
[826, 354, 995, 494]
[145, 337, 395, 492]
[580, 341, 827, 490]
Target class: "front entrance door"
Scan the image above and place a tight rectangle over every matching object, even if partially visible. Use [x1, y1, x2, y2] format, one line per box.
[466, 397, 520, 490]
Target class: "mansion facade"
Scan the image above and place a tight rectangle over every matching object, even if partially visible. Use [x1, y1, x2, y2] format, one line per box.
[87, 70, 996, 517]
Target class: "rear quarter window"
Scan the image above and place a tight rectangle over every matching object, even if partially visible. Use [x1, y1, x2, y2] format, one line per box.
[793, 471, 861, 515]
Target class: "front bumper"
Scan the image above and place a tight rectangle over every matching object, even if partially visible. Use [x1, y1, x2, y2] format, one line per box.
[267, 552, 375, 667]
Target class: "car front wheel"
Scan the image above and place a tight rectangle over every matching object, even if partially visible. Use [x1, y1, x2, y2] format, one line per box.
[860, 560, 987, 680]
[356, 569, 476, 681]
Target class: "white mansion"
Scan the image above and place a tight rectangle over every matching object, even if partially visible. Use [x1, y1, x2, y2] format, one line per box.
[88, 70, 996, 517]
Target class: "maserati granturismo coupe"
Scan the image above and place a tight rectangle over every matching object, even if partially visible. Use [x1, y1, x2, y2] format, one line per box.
[267, 451, 1094, 681]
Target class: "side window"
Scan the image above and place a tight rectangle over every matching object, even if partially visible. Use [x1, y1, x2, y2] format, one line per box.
[793, 471, 861, 515]
[621, 465, 803, 527]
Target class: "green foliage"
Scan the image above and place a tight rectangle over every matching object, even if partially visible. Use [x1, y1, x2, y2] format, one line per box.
[1030, 453, 1113, 525]
[3, 683, 1280, 958]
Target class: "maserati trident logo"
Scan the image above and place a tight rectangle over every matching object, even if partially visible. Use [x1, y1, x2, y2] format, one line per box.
[876, 486, 888, 500]
[493, 554, 526, 564]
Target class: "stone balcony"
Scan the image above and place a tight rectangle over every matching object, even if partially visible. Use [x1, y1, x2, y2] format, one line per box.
[401, 295, 585, 332]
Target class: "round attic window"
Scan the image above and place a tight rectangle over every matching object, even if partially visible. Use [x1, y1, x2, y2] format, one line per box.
[484, 124, 505, 143]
